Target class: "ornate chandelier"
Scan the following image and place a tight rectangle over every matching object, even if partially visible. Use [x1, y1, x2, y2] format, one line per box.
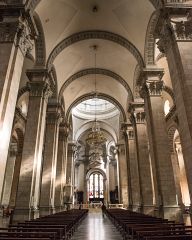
[86, 119, 106, 146]
[86, 45, 107, 146]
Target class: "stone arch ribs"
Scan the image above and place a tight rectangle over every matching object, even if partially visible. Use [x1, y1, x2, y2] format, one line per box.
[66, 93, 127, 123]
[59, 68, 133, 102]
[168, 126, 177, 154]
[46, 30, 145, 70]
[33, 12, 46, 67]
[144, 11, 160, 65]
[163, 85, 175, 104]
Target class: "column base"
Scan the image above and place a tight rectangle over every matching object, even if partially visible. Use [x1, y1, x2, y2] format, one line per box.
[39, 206, 54, 217]
[132, 205, 142, 212]
[54, 206, 63, 213]
[12, 207, 35, 223]
[142, 205, 155, 215]
[163, 205, 182, 222]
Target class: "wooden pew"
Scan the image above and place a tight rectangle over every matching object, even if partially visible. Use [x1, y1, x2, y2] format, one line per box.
[105, 209, 192, 240]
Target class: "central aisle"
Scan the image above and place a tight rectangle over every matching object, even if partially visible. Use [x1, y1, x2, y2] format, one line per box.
[71, 209, 123, 240]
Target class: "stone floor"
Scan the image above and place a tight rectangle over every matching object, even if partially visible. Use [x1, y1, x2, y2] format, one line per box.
[71, 209, 123, 240]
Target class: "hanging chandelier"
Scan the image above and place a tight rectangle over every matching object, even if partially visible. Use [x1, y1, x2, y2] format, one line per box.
[86, 45, 107, 146]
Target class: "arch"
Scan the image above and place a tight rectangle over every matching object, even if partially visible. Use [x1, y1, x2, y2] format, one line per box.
[59, 68, 133, 102]
[27, 0, 162, 12]
[133, 64, 142, 98]
[14, 128, 24, 154]
[33, 12, 46, 66]
[163, 85, 175, 104]
[86, 168, 107, 181]
[47, 30, 145, 70]
[144, 11, 160, 65]
[49, 65, 58, 99]
[17, 86, 30, 101]
[66, 93, 127, 123]
[168, 126, 177, 153]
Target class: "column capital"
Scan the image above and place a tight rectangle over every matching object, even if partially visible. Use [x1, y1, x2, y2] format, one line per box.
[146, 80, 164, 96]
[128, 102, 146, 124]
[137, 68, 164, 86]
[26, 69, 52, 99]
[155, 9, 192, 54]
[0, 20, 33, 55]
[27, 80, 52, 99]
[59, 121, 71, 140]
[46, 103, 63, 125]
[121, 123, 134, 140]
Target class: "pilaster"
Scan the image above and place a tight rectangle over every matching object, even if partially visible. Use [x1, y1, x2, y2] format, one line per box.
[129, 102, 154, 215]
[39, 103, 62, 216]
[126, 122, 141, 212]
[0, 12, 35, 202]
[117, 126, 131, 208]
[55, 121, 69, 210]
[13, 69, 52, 222]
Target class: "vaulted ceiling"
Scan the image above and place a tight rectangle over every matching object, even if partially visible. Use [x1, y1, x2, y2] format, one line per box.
[34, 0, 155, 116]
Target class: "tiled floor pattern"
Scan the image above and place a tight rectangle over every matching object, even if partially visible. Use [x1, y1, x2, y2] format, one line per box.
[71, 210, 123, 240]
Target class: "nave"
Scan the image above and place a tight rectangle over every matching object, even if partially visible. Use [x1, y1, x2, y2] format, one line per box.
[71, 210, 122, 240]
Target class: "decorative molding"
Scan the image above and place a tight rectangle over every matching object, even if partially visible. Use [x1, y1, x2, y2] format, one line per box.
[59, 68, 133, 101]
[47, 30, 144, 70]
[66, 92, 127, 122]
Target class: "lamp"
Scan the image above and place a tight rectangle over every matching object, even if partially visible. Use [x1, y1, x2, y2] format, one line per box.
[86, 45, 106, 147]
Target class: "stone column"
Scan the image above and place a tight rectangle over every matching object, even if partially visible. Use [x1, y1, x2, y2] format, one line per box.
[117, 136, 130, 207]
[2, 142, 18, 206]
[55, 122, 69, 210]
[13, 69, 51, 222]
[0, 15, 34, 202]
[9, 152, 23, 208]
[64, 142, 76, 205]
[127, 125, 141, 212]
[141, 71, 179, 219]
[130, 102, 154, 214]
[156, 11, 192, 207]
[39, 103, 62, 216]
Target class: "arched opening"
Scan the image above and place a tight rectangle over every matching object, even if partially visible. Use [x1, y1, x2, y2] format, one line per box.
[88, 172, 104, 202]
[164, 100, 171, 116]
[174, 130, 190, 208]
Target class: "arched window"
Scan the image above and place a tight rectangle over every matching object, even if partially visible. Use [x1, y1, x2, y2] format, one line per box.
[164, 100, 170, 115]
[89, 172, 104, 200]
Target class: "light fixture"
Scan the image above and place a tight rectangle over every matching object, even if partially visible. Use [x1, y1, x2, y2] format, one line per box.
[86, 45, 107, 147]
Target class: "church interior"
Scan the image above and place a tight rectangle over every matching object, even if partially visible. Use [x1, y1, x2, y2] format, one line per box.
[1, 0, 192, 239]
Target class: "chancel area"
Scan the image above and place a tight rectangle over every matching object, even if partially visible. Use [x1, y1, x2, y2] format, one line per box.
[1, 0, 192, 239]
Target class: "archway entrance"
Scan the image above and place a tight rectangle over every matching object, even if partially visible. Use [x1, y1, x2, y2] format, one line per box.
[88, 172, 104, 202]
